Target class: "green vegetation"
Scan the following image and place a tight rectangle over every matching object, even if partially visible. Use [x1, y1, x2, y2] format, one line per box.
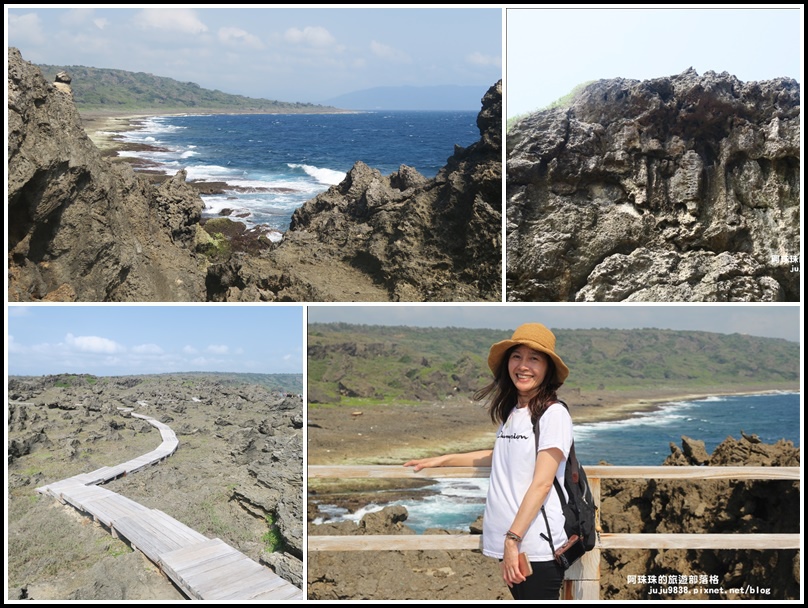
[308, 323, 799, 406]
[507, 80, 595, 132]
[36, 63, 341, 114]
[262, 513, 285, 553]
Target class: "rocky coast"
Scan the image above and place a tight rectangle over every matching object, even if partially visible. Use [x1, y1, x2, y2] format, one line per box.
[507, 69, 800, 302]
[307, 387, 800, 600]
[7, 373, 303, 601]
[8, 47, 501, 302]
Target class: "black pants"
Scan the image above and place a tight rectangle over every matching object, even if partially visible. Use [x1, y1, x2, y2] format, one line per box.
[508, 559, 565, 600]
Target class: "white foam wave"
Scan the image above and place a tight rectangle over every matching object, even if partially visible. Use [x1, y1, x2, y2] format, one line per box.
[287, 163, 346, 186]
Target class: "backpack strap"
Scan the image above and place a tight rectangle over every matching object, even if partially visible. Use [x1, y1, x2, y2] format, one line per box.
[534, 400, 573, 553]
[533, 399, 578, 492]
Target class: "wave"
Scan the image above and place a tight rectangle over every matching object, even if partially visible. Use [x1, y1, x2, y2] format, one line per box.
[287, 163, 346, 186]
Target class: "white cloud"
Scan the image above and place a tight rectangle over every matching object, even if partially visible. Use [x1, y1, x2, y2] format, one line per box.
[93, 18, 110, 31]
[8, 13, 46, 46]
[8, 307, 31, 318]
[60, 8, 94, 27]
[183, 345, 198, 355]
[467, 51, 501, 68]
[134, 8, 208, 35]
[132, 343, 164, 355]
[284, 26, 336, 47]
[218, 26, 263, 50]
[65, 333, 124, 354]
[206, 344, 229, 355]
[370, 40, 411, 63]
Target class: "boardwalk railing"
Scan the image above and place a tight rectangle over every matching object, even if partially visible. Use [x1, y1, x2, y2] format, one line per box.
[37, 408, 304, 600]
[308, 465, 800, 600]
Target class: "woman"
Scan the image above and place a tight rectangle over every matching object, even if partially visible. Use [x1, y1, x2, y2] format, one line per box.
[404, 323, 573, 600]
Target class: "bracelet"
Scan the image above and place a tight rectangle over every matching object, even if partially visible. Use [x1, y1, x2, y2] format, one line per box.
[504, 530, 522, 542]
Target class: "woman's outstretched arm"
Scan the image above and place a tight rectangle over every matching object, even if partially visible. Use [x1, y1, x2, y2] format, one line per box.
[403, 449, 493, 471]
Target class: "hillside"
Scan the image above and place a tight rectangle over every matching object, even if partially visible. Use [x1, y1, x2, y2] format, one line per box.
[36, 63, 340, 113]
[307, 324, 799, 404]
[323, 84, 488, 111]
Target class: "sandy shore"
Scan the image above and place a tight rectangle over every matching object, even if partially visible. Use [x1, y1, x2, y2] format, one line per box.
[307, 383, 798, 467]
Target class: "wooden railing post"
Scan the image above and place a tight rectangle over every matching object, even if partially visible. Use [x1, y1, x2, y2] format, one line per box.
[562, 476, 601, 600]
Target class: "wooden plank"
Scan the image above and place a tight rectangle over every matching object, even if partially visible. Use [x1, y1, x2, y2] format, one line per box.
[83, 495, 149, 527]
[149, 510, 208, 544]
[251, 585, 306, 601]
[598, 533, 801, 550]
[309, 465, 488, 479]
[308, 534, 483, 551]
[308, 464, 800, 481]
[199, 566, 295, 600]
[309, 533, 800, 552]
[588, 465, 801, 481]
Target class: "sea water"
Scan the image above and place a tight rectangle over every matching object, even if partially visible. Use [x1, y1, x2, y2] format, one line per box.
[313, 392, 800, 533]
[114, 111, 479, 232]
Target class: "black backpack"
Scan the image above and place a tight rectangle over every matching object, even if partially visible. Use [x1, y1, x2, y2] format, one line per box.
[533, 401, 598, 552]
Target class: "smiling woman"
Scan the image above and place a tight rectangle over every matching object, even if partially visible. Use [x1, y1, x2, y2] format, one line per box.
[405, 323, 576, 601]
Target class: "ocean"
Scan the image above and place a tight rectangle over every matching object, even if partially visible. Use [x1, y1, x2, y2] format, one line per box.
[313, 391, 800, 533]
[114, 111, 480, 234]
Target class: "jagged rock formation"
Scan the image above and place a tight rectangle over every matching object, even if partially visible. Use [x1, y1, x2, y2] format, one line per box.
[308, 506, 508, 600]
[599, 435, 800, 599]
[308, 436, 799, 600]
[8, 47, 501, 302]
[7, 374, 303, 598]
[210, 80, 503, 302]
[7, 47, 208, 302]
[507, 69, 800, 301]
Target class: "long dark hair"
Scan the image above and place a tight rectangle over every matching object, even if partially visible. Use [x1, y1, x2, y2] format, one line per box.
[474, 345, 561, 425]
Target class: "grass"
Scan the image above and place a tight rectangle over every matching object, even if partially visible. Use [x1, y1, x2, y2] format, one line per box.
[507, 80, 595, 133]
[262, 513, 284, 553]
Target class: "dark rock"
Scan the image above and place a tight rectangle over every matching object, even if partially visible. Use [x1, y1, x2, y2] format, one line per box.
[7, 48, 207, 302]
[507, 69, 800, 302]
[211, 81, 503, 302]
[600, 435, 800, 599]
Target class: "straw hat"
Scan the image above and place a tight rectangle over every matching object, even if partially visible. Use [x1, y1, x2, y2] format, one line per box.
[487, 323, 569, 384]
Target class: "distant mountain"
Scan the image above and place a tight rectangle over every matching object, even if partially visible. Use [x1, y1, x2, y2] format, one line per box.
[322, 85, 489, 111]
[36, 63, 340, 113]
[307, 324, 799, 404]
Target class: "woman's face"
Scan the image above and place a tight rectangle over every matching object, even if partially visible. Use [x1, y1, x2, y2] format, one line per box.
[508, 345, 549, 398]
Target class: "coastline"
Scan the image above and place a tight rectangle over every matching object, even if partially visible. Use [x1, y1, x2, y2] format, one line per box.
[307, 383, 799, 467]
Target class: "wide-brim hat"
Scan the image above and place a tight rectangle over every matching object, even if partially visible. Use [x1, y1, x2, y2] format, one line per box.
[487, 323, 569, 385]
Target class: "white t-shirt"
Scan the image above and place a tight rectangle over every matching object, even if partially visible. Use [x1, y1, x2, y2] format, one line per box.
[482, 402, 573, 561]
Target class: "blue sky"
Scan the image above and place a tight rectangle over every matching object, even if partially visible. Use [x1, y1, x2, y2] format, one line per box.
[5, 6, 502, 104]
[7, 305, 303, 376]
[507, 6, 803, 117]
[307, 305, 802, 343]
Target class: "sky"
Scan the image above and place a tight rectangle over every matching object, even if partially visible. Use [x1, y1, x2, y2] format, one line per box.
[507, 5, 803, 117]
[7, 305, 303, 376]
[307, 304, 802, 343]
[5, 6, 502, 105]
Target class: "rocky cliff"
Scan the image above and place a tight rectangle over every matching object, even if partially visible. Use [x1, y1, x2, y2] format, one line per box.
[8, 47, 502, 302]
[599, 435, 800, 600]
[210, 80, 503, 302]
[507, 69, 800, 301]
[7, 48, 208, 302]
[308, 436, 799, 600]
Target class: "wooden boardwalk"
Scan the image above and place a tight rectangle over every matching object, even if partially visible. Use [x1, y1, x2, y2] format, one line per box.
[36, 408, 303, 601]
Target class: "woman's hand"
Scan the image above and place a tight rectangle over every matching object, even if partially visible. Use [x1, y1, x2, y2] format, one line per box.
[501, 537, 526, 587]
[403, 455, 446, 471]
[403, 450, 493, 471]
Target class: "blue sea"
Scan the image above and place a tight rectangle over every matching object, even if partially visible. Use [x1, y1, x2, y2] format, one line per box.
[114, 111, 480, 234]
[313, 392, 801, 533]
